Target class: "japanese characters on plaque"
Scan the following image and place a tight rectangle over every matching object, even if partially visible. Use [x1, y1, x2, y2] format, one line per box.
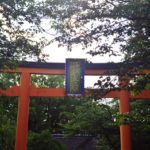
[65, 59, 85, 96]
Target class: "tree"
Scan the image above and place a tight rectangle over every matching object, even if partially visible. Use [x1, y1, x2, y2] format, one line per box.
[0, 74, 68, 150]
[129, 99, 150, 150]
[50, 0, 150, 62]
[59, 99, 120, 150]
[0, 73, 89, 149]
[1, 0, 150, 87]
[0, 0, 44, 68]
[1, 1, 150, 149]
[29, 75, 89, 134]
[59, 98, 150, 150]
[27, 130, 66, 150]
[0, 73, 19, 150]
[0, 96, 17, 150]
[48, 0, 150, 91]
[0, 0, 85, 69]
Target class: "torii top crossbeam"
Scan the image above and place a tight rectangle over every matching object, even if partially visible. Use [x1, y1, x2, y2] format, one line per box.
[8, 61, 149, 75]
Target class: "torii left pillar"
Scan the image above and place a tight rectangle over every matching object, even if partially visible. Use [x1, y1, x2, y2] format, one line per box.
[15, 72, 31, 150]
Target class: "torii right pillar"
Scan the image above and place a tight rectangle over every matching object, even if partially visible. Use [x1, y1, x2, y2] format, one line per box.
[119, 76, 131, 150]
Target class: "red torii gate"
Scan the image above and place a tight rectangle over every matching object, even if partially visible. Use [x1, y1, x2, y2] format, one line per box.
[0, 62, 150, 150]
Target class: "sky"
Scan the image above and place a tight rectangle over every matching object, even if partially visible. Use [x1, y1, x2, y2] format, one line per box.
[17, 16, 124, 88]
[42, 38, 123, 63]
[42, 38, 122, 88]
[40, 18, 124, 64]
[39, 19, 123, 88]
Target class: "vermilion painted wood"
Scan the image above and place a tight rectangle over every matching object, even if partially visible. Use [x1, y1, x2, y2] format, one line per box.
[129, 90, 150, 99]
[120, 90, 131, 150]
[30, 87, 65, 97]
[0, 85, 19, 96]
[15, 72, 31, 150]
[120, 125, 131, 150]
[2, 67, 108, 75]
[0, 86, 150, 99]
[2, 67, 150, 75]
[119, 77, 131, 150]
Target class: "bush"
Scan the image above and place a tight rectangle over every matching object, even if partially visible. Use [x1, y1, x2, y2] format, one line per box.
[27, 130, 66, 150]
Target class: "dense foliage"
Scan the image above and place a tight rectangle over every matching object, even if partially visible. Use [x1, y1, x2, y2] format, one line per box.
[1, 0, 150, 89]
[59, 98, 150, 150]
[0, 0, 47, 68]
[50, 0, 150, 62]
[0, 75, 67, 150]
[1, 0, 150, 150]
[59, 100, 120, 150]
[27, 130, 66, 150]
[0, 73, 150, 150]
[47, 0, 150, 92]
[0, 96, 17, 150]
